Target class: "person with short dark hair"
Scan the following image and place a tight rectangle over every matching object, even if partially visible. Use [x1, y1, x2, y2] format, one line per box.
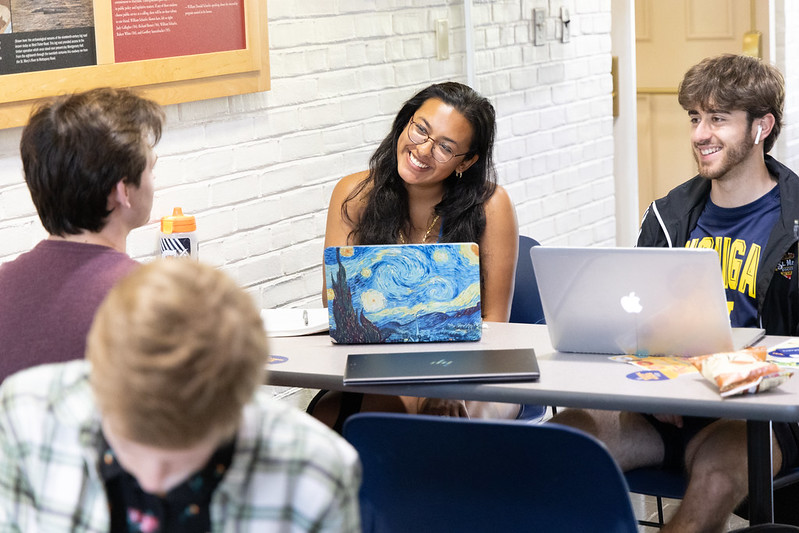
[552, 54, 799, 532]
[0, 259, 361, 531]
[0, 87, 164, 382]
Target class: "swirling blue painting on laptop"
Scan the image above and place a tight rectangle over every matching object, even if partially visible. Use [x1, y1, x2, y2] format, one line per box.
[324, 243, 482, 343]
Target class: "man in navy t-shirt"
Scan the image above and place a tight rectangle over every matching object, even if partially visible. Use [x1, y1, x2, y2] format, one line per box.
[553, 54, 799, 532]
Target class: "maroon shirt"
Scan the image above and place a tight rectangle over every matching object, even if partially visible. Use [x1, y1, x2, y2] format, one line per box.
[0, 240, 138, 382]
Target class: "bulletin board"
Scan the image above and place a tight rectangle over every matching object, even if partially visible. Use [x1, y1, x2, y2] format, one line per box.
[0, 0, 269, 129]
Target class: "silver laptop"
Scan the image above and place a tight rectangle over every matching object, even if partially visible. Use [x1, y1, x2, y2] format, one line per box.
[343, 348, 540, 385]
[530, 247, 764, 357]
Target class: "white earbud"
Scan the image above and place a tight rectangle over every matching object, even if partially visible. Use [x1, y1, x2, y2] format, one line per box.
[754, 124, 763, 145]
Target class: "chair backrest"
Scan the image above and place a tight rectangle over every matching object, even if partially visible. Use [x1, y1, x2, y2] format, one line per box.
[510, 235, 545, 324]
[344, 413, 638, 533]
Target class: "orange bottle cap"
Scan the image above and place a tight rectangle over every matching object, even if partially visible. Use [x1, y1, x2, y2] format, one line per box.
[160, 207, 196, 234]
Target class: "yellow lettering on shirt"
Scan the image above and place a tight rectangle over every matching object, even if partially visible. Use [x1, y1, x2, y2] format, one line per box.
[720, 237, 731, 287]
[726, 239, 746, 291]
[685, 239, 761, 304]
[739, 245, 759, 297]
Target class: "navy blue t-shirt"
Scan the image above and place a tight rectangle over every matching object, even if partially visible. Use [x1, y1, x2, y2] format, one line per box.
[685, 185, 780, 328]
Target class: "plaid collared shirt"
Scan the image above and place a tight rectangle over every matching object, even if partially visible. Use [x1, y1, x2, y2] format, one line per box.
[0, 361, 362, 533]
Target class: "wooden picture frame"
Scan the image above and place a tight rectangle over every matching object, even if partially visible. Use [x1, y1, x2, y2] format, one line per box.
[0, 0, 269, 129]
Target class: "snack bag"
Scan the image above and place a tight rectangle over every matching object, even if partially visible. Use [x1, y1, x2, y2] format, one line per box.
[690, 347, 793, 398]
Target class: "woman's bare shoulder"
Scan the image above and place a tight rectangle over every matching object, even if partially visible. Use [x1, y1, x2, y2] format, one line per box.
[334, 170, 370, 198]
[326, 170, 371, 246]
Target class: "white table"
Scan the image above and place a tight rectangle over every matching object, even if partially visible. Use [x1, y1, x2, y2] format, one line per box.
[266, 322, 799, 524]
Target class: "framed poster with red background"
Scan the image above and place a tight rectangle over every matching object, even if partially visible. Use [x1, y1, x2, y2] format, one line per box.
[0, 0, 269, 129]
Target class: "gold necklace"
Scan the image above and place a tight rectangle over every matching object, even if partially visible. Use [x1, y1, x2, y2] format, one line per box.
[399, 214, 440, 244]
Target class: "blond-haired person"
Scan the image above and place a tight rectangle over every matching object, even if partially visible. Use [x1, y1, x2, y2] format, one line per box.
[0, 259, 361, 532]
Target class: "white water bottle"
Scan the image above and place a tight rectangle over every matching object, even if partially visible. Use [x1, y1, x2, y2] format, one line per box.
[159, 207, 198, 259]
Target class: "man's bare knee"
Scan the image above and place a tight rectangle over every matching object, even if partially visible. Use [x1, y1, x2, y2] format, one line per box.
[550, 409, 664, 470]
[685, 420, 748, 475]
[550, 408, 604, 437]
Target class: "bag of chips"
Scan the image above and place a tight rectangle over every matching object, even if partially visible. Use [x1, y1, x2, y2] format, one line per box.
[689, 347, 793, 398]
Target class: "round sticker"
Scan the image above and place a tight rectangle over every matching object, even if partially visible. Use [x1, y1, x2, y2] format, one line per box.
[267, 355, 289, 365]
[626, 370, 670, 381]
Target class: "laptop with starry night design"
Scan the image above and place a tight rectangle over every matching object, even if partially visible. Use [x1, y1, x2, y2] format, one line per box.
[324, 243, 482, 344]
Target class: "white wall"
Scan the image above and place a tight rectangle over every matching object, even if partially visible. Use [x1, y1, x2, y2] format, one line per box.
[0, 0, 615, 309]
[610, 0, 637, 246]
[774, 0, 799, 172]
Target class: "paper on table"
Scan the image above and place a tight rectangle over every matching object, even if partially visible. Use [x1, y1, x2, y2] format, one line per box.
[610, 355, 698, 379]
[768, 338, 799, 367]
[261, 308, 329, 337]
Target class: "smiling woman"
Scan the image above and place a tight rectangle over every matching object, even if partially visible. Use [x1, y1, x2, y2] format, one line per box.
[313, 82, 523, 431]
[323, 82, 518, 321]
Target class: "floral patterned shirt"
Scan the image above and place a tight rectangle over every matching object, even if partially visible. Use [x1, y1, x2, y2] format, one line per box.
[99, 435, 235, 533]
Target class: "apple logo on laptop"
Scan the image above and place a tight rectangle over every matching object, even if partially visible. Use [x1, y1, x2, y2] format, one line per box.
[620, 291, 643, 314]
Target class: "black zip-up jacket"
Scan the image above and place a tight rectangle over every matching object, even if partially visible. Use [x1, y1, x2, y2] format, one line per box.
[637, 155, 799, 336]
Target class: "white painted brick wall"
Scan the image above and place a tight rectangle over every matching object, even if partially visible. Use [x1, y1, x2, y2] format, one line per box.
[774, 1, 799, 173]
[0, 1, 626, 313]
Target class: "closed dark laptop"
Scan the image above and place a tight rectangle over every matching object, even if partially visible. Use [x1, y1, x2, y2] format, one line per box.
[343, 348, 540, 385]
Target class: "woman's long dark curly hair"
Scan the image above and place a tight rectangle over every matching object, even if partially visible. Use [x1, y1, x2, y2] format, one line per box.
[343, 82, 497, 245]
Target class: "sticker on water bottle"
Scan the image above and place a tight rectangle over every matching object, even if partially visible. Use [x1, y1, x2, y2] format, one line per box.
[161, 237, 192, 257]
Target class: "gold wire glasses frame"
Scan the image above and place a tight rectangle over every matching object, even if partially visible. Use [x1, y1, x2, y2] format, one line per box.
[406, 118, 470, 163]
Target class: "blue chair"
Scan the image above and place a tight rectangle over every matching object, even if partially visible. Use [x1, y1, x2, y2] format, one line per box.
[624, 467, 687, 527]
[510, 235, 547, 420]
[626, 465, 799, 527]
[343, 412, 638, 533]
[510, 235, 546, 324]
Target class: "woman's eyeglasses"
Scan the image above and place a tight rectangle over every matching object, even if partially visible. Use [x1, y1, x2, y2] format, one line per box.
[406, 118, 470, 163]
